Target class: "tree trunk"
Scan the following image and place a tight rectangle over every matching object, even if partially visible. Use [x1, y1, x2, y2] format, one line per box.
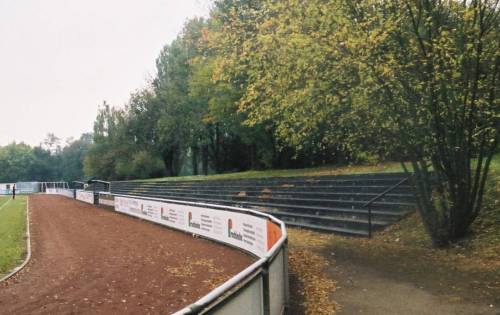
[202, 145, 209, 175]
[191, 145, 198, 176]
[163, 152, 174, 177]
[163, 145, 179, 177]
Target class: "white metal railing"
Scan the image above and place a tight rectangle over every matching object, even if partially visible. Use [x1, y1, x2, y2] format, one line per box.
[75, 190, 94, 204]
[50, 189, 289, 314]
[46, 188, 74, 198]
[98, 192, 289, 314]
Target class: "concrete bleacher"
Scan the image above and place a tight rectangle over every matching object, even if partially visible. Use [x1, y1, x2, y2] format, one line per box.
[109, 172, 417, 237]
[84, 182, 109, 193]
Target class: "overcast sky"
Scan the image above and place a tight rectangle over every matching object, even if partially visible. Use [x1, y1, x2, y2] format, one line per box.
[0, 0, 210, 146]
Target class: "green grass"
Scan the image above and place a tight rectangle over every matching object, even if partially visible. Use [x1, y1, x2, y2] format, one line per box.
[0, 195, 27, 277]
[136, 162, 405, 182]
[135, 154, 499, 183]
[489, 153, 500, 176]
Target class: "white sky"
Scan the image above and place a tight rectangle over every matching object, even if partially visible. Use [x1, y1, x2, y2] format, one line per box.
[0, 0, 210, 146]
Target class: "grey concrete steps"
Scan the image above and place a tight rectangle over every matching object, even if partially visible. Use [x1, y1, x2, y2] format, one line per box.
[112, 173, 412, 188]
[110, 187, 415, 202]
[266, 210, 390, 226]
[283, 221, 370, 237]
[112, 185, 414, 195]
[111, 190, 412, 221]
[111, 189, 414, 210]
[113, 180, 413, 190]
[109, 172, 417, 237]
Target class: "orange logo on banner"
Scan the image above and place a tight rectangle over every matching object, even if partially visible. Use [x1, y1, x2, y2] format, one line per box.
[267, 221, 282, 250]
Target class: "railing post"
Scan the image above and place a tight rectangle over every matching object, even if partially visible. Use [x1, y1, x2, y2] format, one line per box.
[368, 205, 372, 238]
[283, 241, 290, 310]
[262, 260, 271, 315]
[363, 175, 413, 239]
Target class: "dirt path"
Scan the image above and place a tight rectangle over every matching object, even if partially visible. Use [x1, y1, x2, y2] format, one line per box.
[0, 195, 252, 314]
[329, 246, 500, 315]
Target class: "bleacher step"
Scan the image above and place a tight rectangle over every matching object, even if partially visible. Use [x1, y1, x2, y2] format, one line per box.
[283, 221, 369, 237]
[109, 172, 417, 237]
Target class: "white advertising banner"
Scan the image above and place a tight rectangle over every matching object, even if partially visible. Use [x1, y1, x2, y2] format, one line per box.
[99, 194, 115, 207]
[76, 190, 94, 204]
[47, 188, 74, 198]
[58, 189, 74, 198]
[114, 196, 269, 257]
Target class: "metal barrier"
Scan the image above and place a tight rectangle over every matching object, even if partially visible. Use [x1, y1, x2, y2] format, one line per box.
[46, 188, 75, 198]
[52, 190, 289, 314]
[75, 190, 94, 204]
[106, 193, 289, 315]
[362, 175, 413, 238]
[0, 182, 41, 195]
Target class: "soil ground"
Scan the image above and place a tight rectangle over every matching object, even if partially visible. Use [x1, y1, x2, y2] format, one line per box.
[329, 242, 500, 315]
[287, 163, 500, 315]
[0, 195, 252, 314]
[288, 227, 500, 315]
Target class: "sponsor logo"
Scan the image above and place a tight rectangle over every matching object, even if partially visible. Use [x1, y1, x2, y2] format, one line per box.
[161, 207, 169, 221]
[228, 219, 243, 241]
[188, 212, 201, 229]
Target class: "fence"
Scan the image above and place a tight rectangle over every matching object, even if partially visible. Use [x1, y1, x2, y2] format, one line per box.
[75, 190, 95, 204]
[0, 182, 40, 195]
[50, 190, 289, 314]
[46, 188, 75, 198]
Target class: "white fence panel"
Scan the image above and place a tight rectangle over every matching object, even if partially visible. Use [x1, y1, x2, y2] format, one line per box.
[76, 190, 94, 204]
[114, 196, 270, 257]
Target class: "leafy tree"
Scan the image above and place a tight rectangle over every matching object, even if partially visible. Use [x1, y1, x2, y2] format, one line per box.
[43, 133, 62, 154]
[0, 143, 35, 182]
[59, 133, 92, 181]
[84, 103, 129, 180]
[115, 150, 165, 180]
[29, 146, 59, 181]
[342, 0, 500, 245]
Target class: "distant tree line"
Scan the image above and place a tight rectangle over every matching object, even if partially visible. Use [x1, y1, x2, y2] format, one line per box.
[0, 134, 91, 183]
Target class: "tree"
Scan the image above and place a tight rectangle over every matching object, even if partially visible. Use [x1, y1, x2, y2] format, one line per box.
[43, 133, 62, 154]
[60, 134, 93, 181]
[343, 0, 500, 246]
[154, 18, 211, 176]
[211, 0, 373, 165]
[84, 102, 129, 180]
[0, 143, 35, 181]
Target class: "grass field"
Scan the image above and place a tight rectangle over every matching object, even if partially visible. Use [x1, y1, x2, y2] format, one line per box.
[0, 195, 27, 277]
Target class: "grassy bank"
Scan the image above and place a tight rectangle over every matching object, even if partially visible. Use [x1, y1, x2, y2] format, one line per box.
[133, 154, 500, 183]
[0, 196, 27, 277]
[379, 154, 499, 255]
[136, 162, 404, 182]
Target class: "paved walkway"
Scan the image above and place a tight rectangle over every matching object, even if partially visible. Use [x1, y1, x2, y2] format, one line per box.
[329, 246, 500, 315]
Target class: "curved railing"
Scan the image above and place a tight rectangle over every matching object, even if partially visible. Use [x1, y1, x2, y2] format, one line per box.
[50, 189, 289, 314]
